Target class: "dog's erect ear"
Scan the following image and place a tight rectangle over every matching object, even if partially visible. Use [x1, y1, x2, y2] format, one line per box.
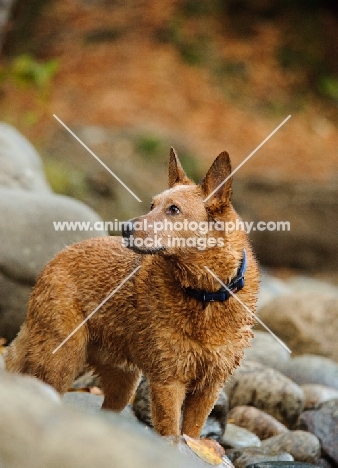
[168, 147, 193, 188]
[200, 151, 232, 212]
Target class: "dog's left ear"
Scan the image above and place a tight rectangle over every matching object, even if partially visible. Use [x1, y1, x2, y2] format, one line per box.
[168, 147, 193, 188]
[200, 151, 232, 213]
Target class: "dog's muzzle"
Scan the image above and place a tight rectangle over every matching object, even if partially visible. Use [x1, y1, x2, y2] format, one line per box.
[122, 220, 134, 246]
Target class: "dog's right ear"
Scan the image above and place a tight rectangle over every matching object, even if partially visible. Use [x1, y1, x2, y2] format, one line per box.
[200, 151, 232, 213]
[168, 147, 193, 188]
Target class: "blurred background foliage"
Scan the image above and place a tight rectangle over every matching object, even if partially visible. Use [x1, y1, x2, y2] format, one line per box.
[2, 0, 338, 106]
[0, 0, 337, 271]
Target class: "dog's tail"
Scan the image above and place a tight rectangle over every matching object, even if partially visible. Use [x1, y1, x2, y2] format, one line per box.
[4, 324, 30, 373]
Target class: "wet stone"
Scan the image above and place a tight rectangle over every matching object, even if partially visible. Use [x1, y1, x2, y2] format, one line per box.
[298, 399, 338, 464]
[301, 384, 338, 409]
[277, 355, 338, 390]
[228, 405, 288, 440]
[221, 423, 261, 449]
[224, 361, 305, 427]
[260, 430, 320, 464]
[226, 447, 294, 468]
[245, 331, 290, 368]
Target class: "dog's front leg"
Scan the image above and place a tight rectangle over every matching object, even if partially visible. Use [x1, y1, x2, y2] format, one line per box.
[181, 382, 223, 438]
[149, 380, 186, 436]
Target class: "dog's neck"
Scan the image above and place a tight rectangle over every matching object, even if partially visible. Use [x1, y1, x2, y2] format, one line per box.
[167, 247, 244, 292]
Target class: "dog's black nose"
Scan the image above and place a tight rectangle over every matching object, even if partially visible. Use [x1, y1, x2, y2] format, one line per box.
[122, 221, 134, 239]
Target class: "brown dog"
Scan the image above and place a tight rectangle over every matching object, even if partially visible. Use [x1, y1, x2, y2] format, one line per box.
[5, 149, 259, 437]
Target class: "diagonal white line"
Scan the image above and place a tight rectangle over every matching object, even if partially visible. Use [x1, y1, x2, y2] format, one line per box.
[53, 114, 142, 202]
[204, 266, 291, 354]
[203, 115, 291, 202]
[52, 265, 141, 354]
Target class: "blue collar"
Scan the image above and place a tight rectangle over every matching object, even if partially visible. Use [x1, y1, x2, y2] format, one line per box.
[184, 250, 247, 303]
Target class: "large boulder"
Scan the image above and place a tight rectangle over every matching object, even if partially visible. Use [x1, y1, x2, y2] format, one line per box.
[0, 369, 206, 468]
[0, 123, 107, 341]
[0, 188, 107, 285]
[0, 122, 51, 191]
[257, 292, 338, 361]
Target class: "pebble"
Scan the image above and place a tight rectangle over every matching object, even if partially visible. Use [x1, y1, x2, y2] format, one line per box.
[224, 361, 305, 427]
[260, 430, 321, 464]
[301, 384, 338, 409]
[228, 405, 288, 440]
[221, 423, 261, 449]
[299, 399, 338, 464]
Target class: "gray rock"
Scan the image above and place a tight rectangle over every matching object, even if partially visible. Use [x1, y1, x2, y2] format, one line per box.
[0, 122, 51, 191]
[260, 431, 320, 464]
[257, 292, 338, 361]
[257, 273, 291, 310]
[0, 124, 108, 341]
[277, 355, 338, 390]
[228, 406, 288, 440]
[221, 423, 261, 449]
[245, 331, 290, 368]
[0, 368, 61, 403]
[0, 369, 203, 468]
[226, 447, 294, 468]
[133, 376, 152, 426]
[63, 391, 137, 425]
[0, 188, 107, 341]
[224, 361, 305, 427]
[202, 417, 226, 441]
[63, 391, 104, 414]
[287, 276, 338, 296]
[0, 188, 106, 285]
[301, 384, 338, 409]
[299, 399, 338, 464]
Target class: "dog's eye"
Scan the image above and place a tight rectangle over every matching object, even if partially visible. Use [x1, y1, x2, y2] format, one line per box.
[167, 205, 180, 215]
[150, 202, 154, 210]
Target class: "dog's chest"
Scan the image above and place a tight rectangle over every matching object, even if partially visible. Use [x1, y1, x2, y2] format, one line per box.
[150, 323, 234, 385]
